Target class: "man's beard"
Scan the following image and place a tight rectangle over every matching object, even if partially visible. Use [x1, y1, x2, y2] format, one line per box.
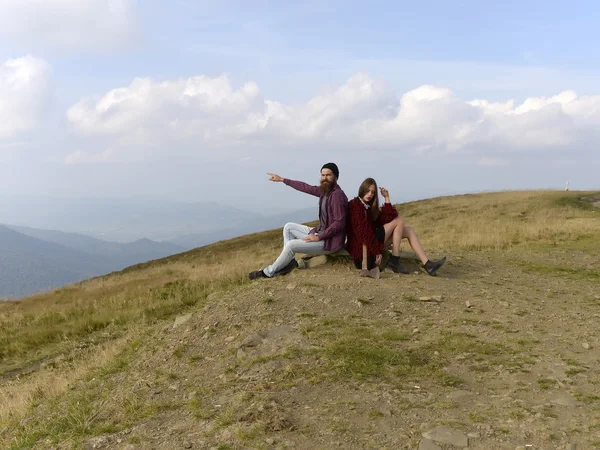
[320, 180, 334, 194]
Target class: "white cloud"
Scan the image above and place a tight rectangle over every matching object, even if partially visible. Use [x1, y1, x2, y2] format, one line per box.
[478, 157, 508, 167]
[0, 0, 134, 51]
[64, 148, 113, 165]
[67, 75, 263, 144]
[0, 55, 52, 139]
[65, 72, 600, 163]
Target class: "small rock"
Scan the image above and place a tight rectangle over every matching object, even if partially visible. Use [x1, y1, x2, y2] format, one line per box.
[446, 390, 473, 400]
[173, 313, 193, 329]
[418, 438, 442, 450]
[419, 296, 432, 301]
[87, 436, 109, 449]
[265, 437, 275, 445]
[468, 432, 480, 438]
[413, 328, 420, 334]
[465, 300, 471, 308]
[420, 422, 435, 432]
[380, 406, 392, 416]
[432, 294, 443, 301]
[225, 336, 235, 342]
[286, 283, 296, 290]
[500, 301, 510, 307]
[582, 342, 590, 350]
[422, 426, 469, 447]
[414, 271, 420, 275]
[551, 394, 582, 407]
[240, 333, 264, 348]
[184, 443, 193, 449]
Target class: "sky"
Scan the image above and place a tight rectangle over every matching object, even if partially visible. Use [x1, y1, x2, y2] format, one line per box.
[1, 0, 599, 212]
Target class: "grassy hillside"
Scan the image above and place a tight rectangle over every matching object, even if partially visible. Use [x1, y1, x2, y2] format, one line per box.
[1, 190, 599, 449]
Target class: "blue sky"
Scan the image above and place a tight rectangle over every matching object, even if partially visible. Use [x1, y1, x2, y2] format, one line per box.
[0, 0, 599, 213]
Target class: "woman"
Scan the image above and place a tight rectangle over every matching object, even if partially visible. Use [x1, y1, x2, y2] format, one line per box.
[346, 177, 446, 277]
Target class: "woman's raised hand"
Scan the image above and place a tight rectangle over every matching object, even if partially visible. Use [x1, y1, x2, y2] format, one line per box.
[379, 186, 390, 199]
[267, 173, 284, 182]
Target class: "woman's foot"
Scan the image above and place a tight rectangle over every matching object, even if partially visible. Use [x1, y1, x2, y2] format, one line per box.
[424, 257, 447, 276]
[387, 255, 410, 274]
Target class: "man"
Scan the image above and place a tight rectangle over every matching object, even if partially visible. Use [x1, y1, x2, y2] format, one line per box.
[249, 162, 349, 280]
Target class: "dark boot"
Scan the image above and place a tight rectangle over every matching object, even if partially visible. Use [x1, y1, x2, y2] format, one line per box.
[424, 256, 447, 276]
[273, 259, 299, 276]
[387, 255, 410, 274]
[248, 270, 268, 280]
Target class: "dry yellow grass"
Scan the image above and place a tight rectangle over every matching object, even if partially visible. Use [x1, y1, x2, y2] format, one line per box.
[0, 189, 598, 447]
[0, 335, 132, 423]
[397, 190, 599, 250]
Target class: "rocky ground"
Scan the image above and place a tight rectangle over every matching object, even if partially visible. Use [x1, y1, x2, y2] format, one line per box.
[57, 246, 600, 450]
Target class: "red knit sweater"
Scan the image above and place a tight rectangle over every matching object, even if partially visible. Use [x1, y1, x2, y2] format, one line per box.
[346, 198, 398, 261]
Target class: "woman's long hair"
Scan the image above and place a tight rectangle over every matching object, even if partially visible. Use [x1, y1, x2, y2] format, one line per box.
[358, 178, 379, 222]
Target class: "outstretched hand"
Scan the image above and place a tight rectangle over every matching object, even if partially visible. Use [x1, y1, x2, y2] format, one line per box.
[267, 173, 284, 182]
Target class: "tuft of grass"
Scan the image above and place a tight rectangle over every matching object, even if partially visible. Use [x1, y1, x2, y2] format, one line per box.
[468, 412, 486, 423]
[554, 195, 598, 211]
[574, 391, 600, 404]
[537, 378, 558, 390]
[380, 330, 411, 341]
[510, 259, 600, 282]
[440, 375, 465, 387]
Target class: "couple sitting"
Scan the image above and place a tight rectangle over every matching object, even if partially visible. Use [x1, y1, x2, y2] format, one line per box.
[248, 162, 446, 280]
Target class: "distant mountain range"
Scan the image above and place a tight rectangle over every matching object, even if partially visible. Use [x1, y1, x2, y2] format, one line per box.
[0, 196, 260, 242]
[0, 202, 317, 299]
[0, 225, 185, 299]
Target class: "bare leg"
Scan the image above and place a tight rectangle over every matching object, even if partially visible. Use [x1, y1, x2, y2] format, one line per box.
[402, 226, 429, 264]
[382, 217, 404, 256]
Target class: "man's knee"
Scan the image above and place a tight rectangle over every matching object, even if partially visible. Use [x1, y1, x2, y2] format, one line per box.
[284, 222, 296, 231]
[284, 241, 299, 254]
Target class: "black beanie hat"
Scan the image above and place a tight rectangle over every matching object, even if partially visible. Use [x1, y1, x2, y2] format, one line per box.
[321, 162, 339, 179]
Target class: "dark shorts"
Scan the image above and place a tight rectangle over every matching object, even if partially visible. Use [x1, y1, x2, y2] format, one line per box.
[375, 226, 385, 243]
